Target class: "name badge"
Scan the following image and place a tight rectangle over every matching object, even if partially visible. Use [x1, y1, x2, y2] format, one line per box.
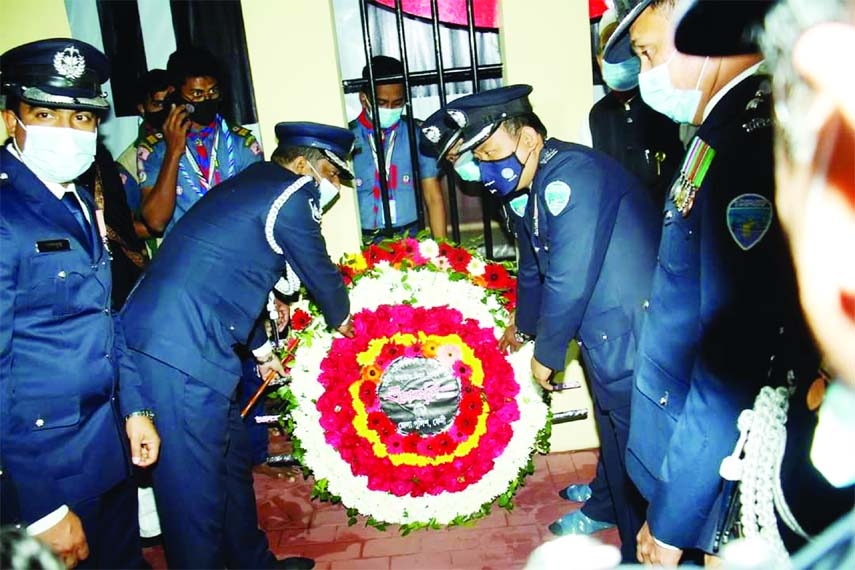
[36, 239, 71, 253]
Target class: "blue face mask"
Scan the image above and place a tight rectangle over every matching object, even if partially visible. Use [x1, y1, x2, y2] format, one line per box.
[601, 56, 641, 92]
[453, 151, 481, 182]
[479, 138, 526, 197]
[638, 52, 708, 125]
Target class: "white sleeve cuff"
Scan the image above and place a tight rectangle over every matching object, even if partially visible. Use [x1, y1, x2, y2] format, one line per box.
[27, 505, 69, 536]
[251, 341, 274, 360]
[653, 537, 681, 551]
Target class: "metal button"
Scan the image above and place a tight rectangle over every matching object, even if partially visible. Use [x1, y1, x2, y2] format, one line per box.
[105, 353, 111, 360]
[601, 334, 608, 341]
[229, 325, 235, 331]
[35, 418, 45, 428]
[0, 172, 8, 180]
[104, 308, 110, 314]
[665, 210, 673, 220]
[659, 391, 669, 406]
[57, 270, 67, 279]
[642, 300, 650, 310]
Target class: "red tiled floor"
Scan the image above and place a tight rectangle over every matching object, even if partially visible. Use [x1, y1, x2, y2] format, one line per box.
[143, 447, 618, 569]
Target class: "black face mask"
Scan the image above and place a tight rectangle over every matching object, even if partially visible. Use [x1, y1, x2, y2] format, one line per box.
[186, 98, 219, 126]
[144, 108, 169, 130]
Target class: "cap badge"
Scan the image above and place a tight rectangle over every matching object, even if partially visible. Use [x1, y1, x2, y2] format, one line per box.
[53, 45, 86, 80]
[423, 125, 441, 144]
[447, 109, 467, 128]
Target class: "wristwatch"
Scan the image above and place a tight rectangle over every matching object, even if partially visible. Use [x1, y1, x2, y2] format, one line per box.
[513, 329, 533, 344]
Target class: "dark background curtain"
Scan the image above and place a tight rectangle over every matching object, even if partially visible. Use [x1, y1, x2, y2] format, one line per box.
[96, 0, 148, 118]
[170, 0, 258, 125]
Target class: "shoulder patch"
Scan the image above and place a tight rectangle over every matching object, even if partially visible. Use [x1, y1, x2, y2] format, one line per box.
[543, 181, 571, 215]
[726, 193, 772, 251]
[508, 194, 529, 218]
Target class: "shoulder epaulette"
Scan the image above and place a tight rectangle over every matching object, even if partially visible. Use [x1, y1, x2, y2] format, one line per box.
[139, 132, 164, 151]
[230, 125, 251, 138]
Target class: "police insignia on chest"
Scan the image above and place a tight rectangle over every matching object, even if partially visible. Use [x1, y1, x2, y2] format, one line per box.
[671, 137, 716, 217]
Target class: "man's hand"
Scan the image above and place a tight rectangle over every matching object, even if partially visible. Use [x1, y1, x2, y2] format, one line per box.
[337, 317, 355, 338]
[126, 415, 160, 467]
[274, 298, 290, 333]
[162, 104, 190, 155]
[531, 357, 554, 391]
[636, 521, 682, 566]
[257, 353, 286, 381]
[35, 509, 89, 569]
[498, 324, 524, 353]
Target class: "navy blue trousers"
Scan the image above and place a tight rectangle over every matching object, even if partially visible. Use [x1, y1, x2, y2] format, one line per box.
[74, 477, 146, 569]
[581, 398, 644, 563]
[132, 351, 275, 569]
[240, 357, 269, 466]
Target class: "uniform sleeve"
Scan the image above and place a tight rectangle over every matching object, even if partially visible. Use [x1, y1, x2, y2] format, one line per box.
[512, 220, 543, 337]
[114, 314, 146, 417]
[117, 161, 142, 213]
[235, 131, 264, 172]
[533, 162, 620, 371]
[137, 140, 165, 190]
[647, 142, 789, 547]
[416, 131, 440, 179]
[273, 194, 350, 329]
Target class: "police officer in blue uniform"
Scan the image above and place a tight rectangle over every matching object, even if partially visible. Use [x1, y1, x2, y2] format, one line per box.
[444, 85, 659, 562]
[0, 38, 159, 569]
[604, 1, 852, 564]
[120, 122, 354, 570]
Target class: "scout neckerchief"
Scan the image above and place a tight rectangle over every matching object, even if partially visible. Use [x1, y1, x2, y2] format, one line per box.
[358, 110, 398, 227]
[185, 121, 220, 195]
[671, 136, 716, 216]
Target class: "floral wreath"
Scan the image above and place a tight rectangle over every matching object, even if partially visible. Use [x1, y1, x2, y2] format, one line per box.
[277, 237, 549, 531]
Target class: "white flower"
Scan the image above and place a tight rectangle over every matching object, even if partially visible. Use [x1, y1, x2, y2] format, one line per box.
[419, 239, 440, 260]
[466, 257, 486, 277]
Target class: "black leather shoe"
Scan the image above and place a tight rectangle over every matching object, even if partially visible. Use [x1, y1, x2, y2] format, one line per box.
[273, 556, 315, 570]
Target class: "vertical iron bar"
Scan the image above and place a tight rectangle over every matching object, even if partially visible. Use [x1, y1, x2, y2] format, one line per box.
[430, 0, 461, 244]
[358, 0, 394, 234]
[465, 0, 494, 259]
[393, 0, 428, 232]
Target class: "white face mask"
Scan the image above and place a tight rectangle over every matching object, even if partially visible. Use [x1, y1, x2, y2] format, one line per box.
[14, 119, 97, 183]
[810, 382, 855, 488]
[638, 52, 708, 125]
[365, 105, 404, 129]
[453, 151, 481, 182]
[308, 161, 340, 211]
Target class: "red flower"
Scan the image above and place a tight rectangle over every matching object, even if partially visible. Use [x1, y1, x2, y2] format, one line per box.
[359, 381, 378, 408]
[501, 288, 517, 311]
[378, 342, 405, 366]
[291, 308, 312, 331]
[402, 432, 421, 453]
[367, 411, 394, 435]
[365, 244, 394, 267]
[455, 410, 479, 436]
[482, 263, 514, 290]
[447, 246, 473, 273]
[339, 264, 355, 285]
